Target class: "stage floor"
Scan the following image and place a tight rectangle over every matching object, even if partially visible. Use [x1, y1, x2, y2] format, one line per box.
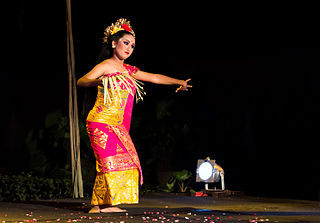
[1, 193, 320, 222]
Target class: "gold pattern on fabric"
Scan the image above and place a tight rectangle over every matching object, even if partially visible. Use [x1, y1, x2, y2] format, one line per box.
[91, 169, 139, 206]
[96, 152, 137, 174]
[116, 144, 125, 153]
[110, 125, 143, 185]
[93, 128, 108, 150]
[87, 88, 129, 125]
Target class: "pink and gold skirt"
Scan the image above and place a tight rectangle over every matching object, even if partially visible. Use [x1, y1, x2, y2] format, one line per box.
[86, 121, 142, 206]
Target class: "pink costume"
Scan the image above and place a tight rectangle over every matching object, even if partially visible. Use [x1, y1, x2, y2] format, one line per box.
[86, 64, 144, 206]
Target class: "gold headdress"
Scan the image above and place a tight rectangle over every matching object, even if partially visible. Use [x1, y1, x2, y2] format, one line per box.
[103, 18, 135, 43]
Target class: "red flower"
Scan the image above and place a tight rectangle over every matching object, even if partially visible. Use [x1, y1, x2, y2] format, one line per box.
[121, 24, 132, 32]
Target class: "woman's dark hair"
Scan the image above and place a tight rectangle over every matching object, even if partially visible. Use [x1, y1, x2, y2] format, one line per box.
[96, 30, 134, 64]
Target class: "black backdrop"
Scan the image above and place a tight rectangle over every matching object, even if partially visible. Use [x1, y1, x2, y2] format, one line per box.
[1, 2, 320, 200]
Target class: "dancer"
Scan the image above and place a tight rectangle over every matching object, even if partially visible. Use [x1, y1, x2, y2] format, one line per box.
[77, 18, 192, 213]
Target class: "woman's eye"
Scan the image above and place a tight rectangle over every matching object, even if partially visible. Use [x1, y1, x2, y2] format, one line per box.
[131, 45, 135, 49]
[123, 41, 129, 45]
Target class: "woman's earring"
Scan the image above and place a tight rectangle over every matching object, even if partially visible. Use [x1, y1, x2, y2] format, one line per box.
[112, 45, 116, 48]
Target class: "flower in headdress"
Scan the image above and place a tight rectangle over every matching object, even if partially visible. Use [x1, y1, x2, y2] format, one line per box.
[121, 24, 132, 32]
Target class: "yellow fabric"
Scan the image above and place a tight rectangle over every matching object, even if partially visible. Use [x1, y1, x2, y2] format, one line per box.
[91, 168, 139, 206]
[87, 87, 130, 125]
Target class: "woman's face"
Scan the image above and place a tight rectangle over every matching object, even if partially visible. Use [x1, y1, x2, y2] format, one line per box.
[113, 34, 135, 60]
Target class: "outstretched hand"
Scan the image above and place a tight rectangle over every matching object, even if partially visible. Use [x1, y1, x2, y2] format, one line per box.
[176, 78, 192, 93]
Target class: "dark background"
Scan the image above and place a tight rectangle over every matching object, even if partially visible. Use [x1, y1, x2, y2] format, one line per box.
[1, 2, 320, 200]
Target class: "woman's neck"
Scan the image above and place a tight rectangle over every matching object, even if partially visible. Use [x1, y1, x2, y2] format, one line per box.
[109, 56, 124, 66]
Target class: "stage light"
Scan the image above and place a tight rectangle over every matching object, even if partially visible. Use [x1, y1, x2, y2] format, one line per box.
[198, 161, 213, 181]
[196, 157, 225, 190]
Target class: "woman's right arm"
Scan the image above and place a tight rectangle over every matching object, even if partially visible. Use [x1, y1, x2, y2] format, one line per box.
[77, 64, 105, 88]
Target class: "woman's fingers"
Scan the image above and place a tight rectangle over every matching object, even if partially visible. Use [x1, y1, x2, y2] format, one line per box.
[175, 78, 192, 93]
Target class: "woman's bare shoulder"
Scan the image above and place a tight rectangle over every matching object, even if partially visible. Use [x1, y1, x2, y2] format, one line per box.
[95, 60, 113, 72]
[82, 60, 112, 79]
[98, 59, 124, 74]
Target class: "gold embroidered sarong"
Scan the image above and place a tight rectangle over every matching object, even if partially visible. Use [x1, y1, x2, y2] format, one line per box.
[91, 168, 139, 206]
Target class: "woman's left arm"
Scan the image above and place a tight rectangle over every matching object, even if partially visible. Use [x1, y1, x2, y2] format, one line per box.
[135, 70, 192, 92]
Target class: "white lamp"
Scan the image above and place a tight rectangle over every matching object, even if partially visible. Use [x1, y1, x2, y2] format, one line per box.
[196, 157, 225, 191]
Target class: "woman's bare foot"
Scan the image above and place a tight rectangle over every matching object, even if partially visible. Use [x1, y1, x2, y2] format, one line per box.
[100, 207, 127, 213]
[88, 206, 100, 213]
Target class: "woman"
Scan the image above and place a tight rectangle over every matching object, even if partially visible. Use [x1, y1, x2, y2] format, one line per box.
[77, 18, 192, 213]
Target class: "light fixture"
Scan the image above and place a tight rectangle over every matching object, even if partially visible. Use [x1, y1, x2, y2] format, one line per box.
[196, 157, 225, 191]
